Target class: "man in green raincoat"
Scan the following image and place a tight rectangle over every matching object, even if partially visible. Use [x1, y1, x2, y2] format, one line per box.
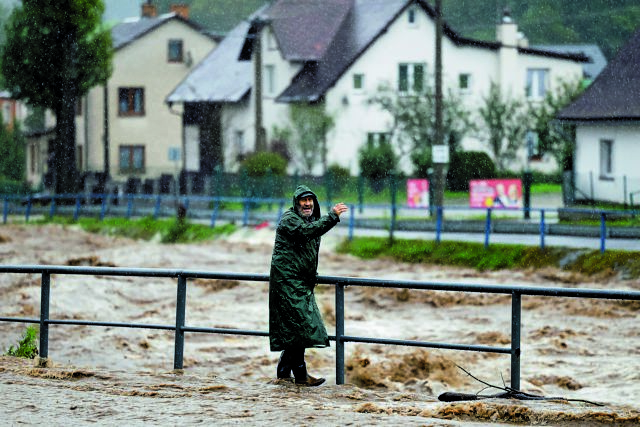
[270, 185, 348, 386]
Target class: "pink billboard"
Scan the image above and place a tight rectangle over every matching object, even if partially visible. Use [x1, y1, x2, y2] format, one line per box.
[469, 179, 523, 209]
[407, 179, 429, 208]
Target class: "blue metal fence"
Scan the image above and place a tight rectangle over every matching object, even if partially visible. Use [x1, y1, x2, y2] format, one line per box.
[3, 193, 640, 252]
[1, 265, 639, 389]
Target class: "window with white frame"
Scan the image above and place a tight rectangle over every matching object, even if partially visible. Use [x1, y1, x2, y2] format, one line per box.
[599, 139, 613, 178]
[168, 39, 184, 62]
[526, 68, 549, 99]
[353, 73, 364, 91]
[398, 63, 425, 93]
[367, 132, 391, 145]
[264, 64, 275, 95]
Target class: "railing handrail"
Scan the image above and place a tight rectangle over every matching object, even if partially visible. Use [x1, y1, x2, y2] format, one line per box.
[2, 264, 640, 390]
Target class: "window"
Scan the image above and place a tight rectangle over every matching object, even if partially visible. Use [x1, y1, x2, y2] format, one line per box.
[599, 139, 613, 178]
[526, 68, 548, 99]
[168, 39, 183, 62]
[234, 130, 245, 161]
[407, 7, 416, 25]
[353, 73, 364, 90]
[458, 73, 471, 92]
[264, 64, 275, 95]
[119, 145, 145, 173]
[526, 131, 541, 160]
[367, 132, 391, 145]
[30, 144, 38, 174]
[118, 88, 145, 116]
[398, 63, 425, 93]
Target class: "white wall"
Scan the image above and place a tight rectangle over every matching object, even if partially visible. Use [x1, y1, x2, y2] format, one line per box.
[574, 123, 640, 204]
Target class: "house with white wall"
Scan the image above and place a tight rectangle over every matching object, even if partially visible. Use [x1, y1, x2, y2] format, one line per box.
[25, 3, 217, 190]
[557, 26, 640, 205]
[168, 0, 588, 178]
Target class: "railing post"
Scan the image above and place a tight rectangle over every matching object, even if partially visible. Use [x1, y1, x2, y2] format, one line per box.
[210, 200, 219, 228]
[126, 194, 133, 219]
[435, 206, 443, 244]
[510, 291, 521, 391]
[73, 195, 81, 221]
[600, 212, 606, 254]
[484, 208, 492, 249]
[243, 199, 250, 226]
[539, 209, 545, 250]
[348, 204, 355, 241]
[100, 193, 108, 221]
[335, 282, 345, 385]
[39, 272, 51, 360]
[154, 195, 162, 219]
[25, 197, 32, 222]
[49, 197, 56, 218]
[174, 275, 187, 370]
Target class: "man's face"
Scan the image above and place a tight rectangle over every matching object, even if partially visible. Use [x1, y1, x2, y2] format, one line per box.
[297, 196, 314, 218]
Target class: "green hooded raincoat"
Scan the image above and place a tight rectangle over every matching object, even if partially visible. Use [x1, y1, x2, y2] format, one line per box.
[269, 185, 340, 351]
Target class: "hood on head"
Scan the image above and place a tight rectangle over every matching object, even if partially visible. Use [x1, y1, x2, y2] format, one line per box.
[292, 184, 321, 220]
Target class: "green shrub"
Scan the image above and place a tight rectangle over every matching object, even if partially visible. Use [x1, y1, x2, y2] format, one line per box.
[446, 151, 496, 191]
[5, 326, 39, 359]
[327, 164, 351, 194]
[358, 136, 397, 193]
[240, 151, 288, 177]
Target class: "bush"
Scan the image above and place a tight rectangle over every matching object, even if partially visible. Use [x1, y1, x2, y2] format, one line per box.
[5, 326, 38, 359]
[358, 136, 397, 193]
[326, 164, 351, 194]
[240, 151, 288, 177]
[446, 151, 496, 191]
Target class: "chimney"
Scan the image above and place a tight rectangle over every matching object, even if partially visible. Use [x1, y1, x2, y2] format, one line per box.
[142, 2, 157, 18]
[170, 4, 190, 20]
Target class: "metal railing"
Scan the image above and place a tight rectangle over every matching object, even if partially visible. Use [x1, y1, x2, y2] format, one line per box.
[1, 265, 640, 389]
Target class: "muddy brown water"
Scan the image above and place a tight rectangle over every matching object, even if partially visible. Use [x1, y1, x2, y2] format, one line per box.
[1, 224, 639, 425]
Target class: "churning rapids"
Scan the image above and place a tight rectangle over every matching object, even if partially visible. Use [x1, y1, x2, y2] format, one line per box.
[1, 224, 639, 425]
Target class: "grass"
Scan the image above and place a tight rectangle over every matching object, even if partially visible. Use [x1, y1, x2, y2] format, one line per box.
[337, 236, 640, 278]
[5, 326, 39, 359]
[34, 215, 237, 243]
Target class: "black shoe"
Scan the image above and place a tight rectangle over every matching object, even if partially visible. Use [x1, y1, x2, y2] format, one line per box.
[292, 363, 325, 387]
[276, 351, 292, 379]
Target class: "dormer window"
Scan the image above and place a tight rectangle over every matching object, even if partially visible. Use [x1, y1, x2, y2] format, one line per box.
[168, 39, 184, 62]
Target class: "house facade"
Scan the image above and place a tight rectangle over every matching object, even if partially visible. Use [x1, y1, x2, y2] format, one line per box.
[169, 0, 587, 179]
[25, 4, 217, 189]
[558, 26, 640, 205]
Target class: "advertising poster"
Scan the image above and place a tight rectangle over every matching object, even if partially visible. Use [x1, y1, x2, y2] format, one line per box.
[469, 179, 523, 209]
[407, 179, 429, 208]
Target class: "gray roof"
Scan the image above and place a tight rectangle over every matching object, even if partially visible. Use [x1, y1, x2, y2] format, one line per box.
[532, 44, 607, 79]
[166, 19, 253, 103]
[557, 27, 640, 121]
[111, 13, 208, 51]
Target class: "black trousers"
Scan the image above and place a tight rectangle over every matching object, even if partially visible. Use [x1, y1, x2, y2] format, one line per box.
[282, 347, 305, 367]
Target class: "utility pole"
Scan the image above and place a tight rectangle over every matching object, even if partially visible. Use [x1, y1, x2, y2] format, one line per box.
[252, 17, 267, 152]
[433, 0, 447, 209]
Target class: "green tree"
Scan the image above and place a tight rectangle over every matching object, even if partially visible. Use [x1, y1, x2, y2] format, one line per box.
[1, 0, 112, 194]
[289, 103, 334, 174]
[529, 78, 584, 171]
[477, 83, 529, 173]
[0, 119, 26, 182]
[369, 81, 474, 178]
